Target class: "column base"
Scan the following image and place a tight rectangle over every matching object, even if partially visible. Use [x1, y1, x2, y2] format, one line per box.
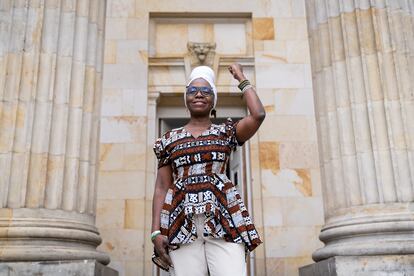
[313, 203, 414, 261]
[299, 255, 414, 276]
[0, 208, 109, 264]
[0, 260, 118, 276]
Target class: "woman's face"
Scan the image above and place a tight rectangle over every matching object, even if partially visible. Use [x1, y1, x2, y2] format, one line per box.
[185, 78, 214, 116]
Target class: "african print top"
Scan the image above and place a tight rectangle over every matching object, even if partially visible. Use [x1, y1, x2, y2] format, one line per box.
[153, 118, 262, 252]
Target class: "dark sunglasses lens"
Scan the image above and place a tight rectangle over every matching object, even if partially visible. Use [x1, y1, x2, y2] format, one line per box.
[200, 87, 212, 94]
[186, 86, 197, 94]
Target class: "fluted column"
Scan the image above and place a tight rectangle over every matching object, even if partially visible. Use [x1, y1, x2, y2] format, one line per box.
[305, 0, 414, 261]
[0, 0, 108, 263]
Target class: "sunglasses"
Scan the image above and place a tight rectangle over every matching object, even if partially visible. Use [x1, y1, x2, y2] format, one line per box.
[186, 86, 214, 97]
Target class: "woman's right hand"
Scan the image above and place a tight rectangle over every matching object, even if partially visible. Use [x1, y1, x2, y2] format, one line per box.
[153, 235, 173, 268]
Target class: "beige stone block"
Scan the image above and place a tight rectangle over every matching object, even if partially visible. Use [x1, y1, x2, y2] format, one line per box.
[97, 171, 146, 199]
[101, 89, 123, 116]
[149, 66, 186, 87]
[155, 23, 188, 57]
[256, 63, 307, 89]
[108, 0, 135, 18]
[291, 0, 306, 17]
[281, 197, 324, 226]
[256, 41, 287, 64]
[294, 169, 312, 196]
[259, 115, 317, 142]
[96, 199, 125, 229]
[310, 168, 322, 196]
[124, 199, 145, 229]
[104, 40, 116, 64]
[127, 18, 148, 40]
[103, 63, 147, 89]
[265, 257, 285, 276]
[254, 40, 264, 51]
[100, 116, 146, 143]
[286, 40, 310, 63]
[262, 197, 283, 227]
[99, 228, 144, 261]
[259, 141, 280, 174]
[274, 18, 308, 40]
[279, 142, 319, 169]
[134, 0, 149, 17]
[214, 23, 247, 55]
[264, 226, 322, 258]
[304, 63, 313, 88]
[98, 142, 146, 172]
[253, 18, 275, 40]
[255, 51, 287, 64]
[188, 23, 214, 43]
[261, 169, 311, 197]
[122, 89, 148, 116]
[295, 169, 313, 196]
[268, 0, 292, 17]
[123, 142, 146, 171]
[105, 18, 127, 40]
[116, 40, 147, 64]
[99, 143, 124, 171]
[274, 89, 315, 115]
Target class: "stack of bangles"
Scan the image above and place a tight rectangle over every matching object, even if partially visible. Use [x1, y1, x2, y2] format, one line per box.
[238, 79, 254, 93]
[151, 230, 161, 241]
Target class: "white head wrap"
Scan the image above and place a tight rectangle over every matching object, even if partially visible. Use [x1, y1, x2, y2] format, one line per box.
[185, 66, 217, 109]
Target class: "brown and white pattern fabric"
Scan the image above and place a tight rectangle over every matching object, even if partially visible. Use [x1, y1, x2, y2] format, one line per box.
[153, 118, 262, 252]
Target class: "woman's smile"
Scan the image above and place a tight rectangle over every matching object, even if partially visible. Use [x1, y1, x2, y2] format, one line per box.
[191, 100, 207, 106]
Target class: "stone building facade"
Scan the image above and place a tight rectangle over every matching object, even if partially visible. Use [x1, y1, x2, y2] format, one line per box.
[0, 0, 413, 276]
[97, 0, 322, 275]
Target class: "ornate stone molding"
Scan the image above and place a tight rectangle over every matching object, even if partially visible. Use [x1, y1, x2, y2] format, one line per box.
[184, 42, 220, 79]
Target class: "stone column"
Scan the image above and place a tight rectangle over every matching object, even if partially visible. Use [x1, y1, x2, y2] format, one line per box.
[301, 0, 414, 274]
[0, 0, 109, 264]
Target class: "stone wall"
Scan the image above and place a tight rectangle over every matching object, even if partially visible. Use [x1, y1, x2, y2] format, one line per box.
[97, 0, 324, 275]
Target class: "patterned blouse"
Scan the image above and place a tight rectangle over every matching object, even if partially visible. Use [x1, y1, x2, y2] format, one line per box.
[153, 118, 262, 252]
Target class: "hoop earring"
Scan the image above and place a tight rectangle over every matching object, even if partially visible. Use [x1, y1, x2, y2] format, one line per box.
[210, 109, 217, 118]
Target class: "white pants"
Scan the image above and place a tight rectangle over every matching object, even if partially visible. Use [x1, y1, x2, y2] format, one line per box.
[169, 215, 247, 276]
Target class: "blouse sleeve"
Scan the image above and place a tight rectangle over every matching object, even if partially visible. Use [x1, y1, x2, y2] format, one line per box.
[153, 136, 171, 169]
[225, 118, 245, 151]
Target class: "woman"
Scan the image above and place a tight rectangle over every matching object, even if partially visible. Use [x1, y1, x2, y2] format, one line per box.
[151, 64, 265, 276]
